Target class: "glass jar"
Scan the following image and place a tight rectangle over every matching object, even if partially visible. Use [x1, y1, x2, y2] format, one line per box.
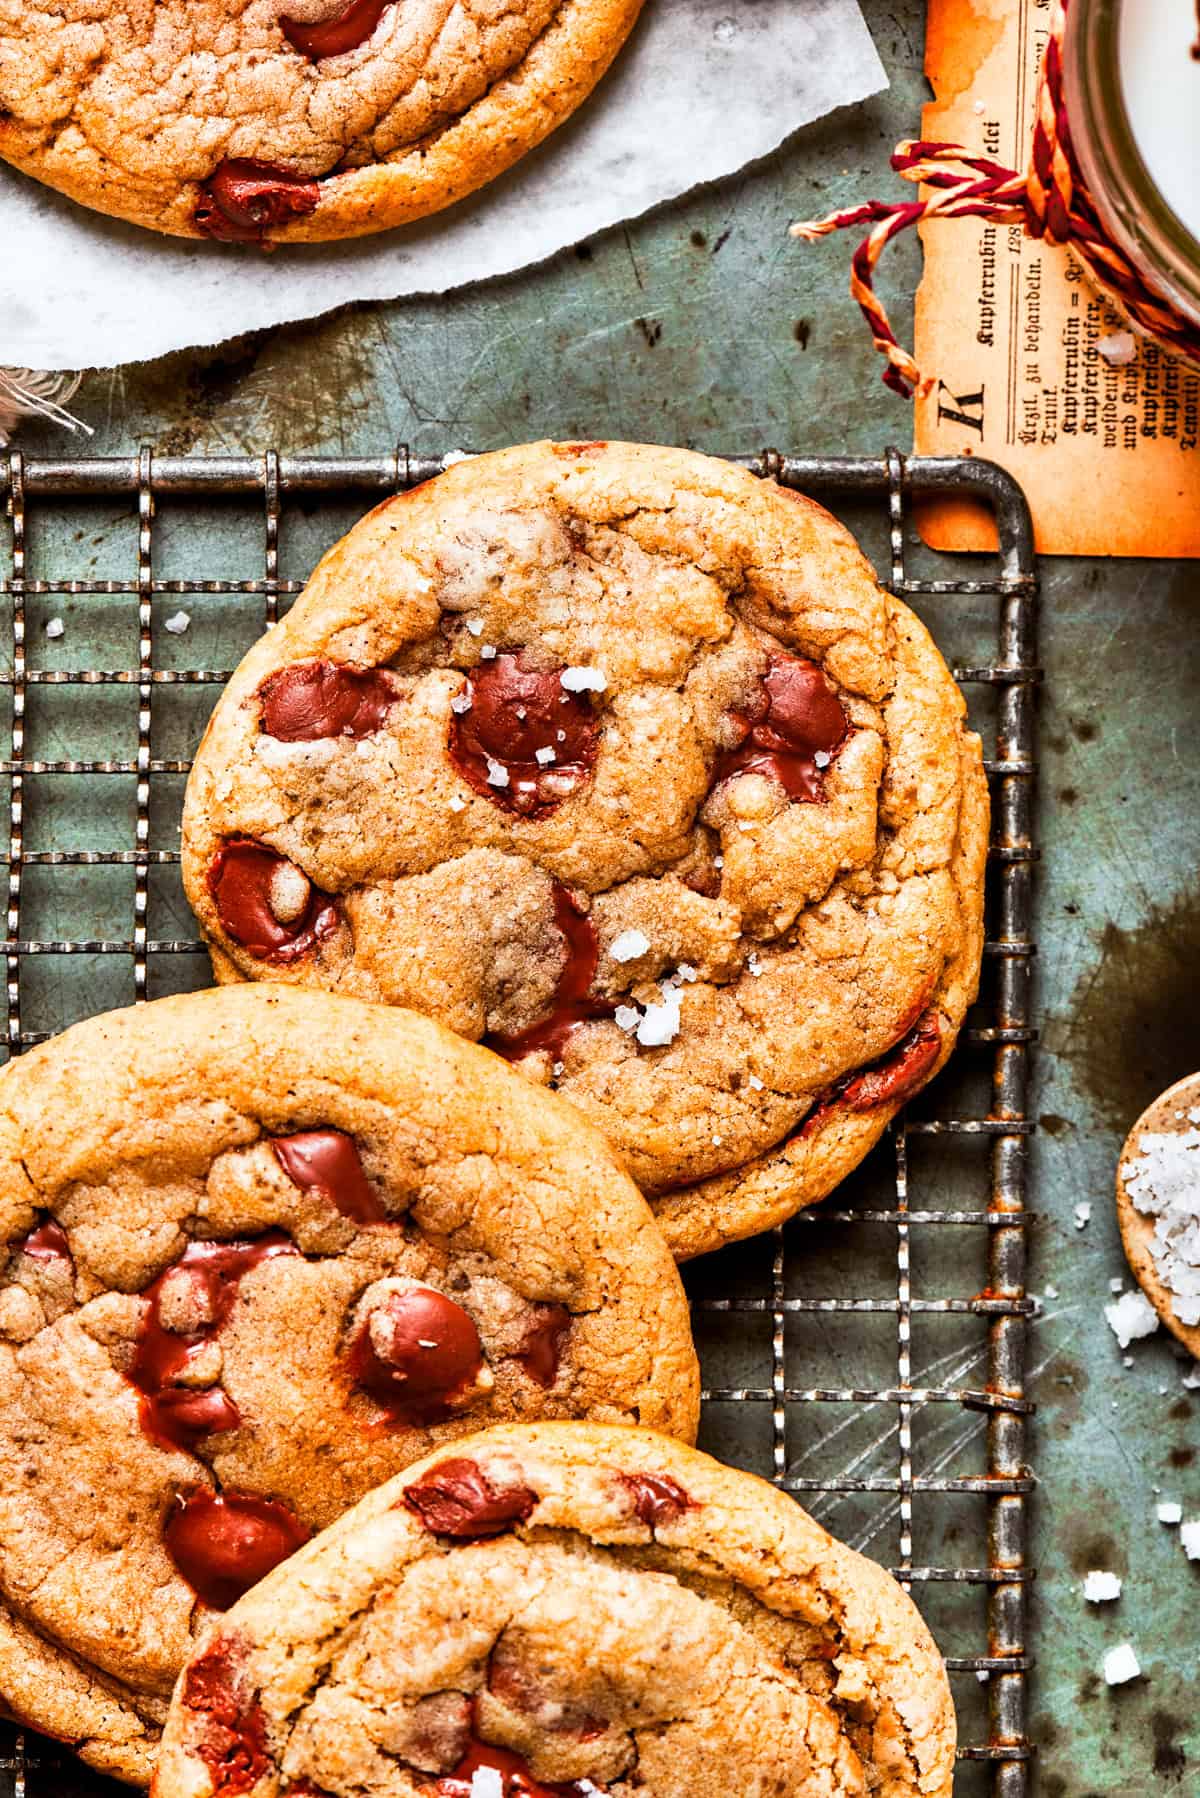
[1064, 0, 1200, 335]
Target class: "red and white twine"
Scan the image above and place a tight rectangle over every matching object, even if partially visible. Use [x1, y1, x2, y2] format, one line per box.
[792, 0, 1200, 397]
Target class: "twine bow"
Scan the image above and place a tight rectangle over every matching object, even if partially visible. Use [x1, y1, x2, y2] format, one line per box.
[792, 0, 1200, 397]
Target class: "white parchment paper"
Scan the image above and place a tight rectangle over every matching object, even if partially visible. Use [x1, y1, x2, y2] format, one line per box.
[1, 0, 884, 370]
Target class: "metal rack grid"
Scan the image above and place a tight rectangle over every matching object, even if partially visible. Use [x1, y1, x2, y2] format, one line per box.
[0, 448, 1038, 1797]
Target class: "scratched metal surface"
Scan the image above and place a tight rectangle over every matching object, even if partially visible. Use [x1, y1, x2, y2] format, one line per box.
[6, 1, 1198, 1794]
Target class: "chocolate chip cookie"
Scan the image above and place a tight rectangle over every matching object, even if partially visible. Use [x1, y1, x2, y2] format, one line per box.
[0, 0, 642, 240]
[181, 440, 990, 1259]
[153, 1420, 956, 1797]
[0, 986, 697, 1784]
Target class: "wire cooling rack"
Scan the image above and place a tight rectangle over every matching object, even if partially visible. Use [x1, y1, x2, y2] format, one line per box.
[0, 448, 1037, 1797]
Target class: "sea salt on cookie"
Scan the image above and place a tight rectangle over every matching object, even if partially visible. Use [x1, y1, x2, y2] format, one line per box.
[181, 440, 989, 1259]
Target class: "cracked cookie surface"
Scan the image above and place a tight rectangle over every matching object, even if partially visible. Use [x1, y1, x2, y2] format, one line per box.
[0, 986, 697, 1784]
[182, 442, 989, 1258]
[153, 1420, 956, 1797]
[0, 0, 642, 239]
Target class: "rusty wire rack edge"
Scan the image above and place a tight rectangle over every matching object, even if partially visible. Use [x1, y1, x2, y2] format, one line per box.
[0, 448, 1037, 1795]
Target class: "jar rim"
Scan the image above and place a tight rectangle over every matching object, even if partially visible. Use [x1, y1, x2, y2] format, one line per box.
[1064, 0, 1200, 329]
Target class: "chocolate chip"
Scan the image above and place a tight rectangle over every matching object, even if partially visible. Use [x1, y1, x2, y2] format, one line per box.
[279, 0, 391, 58]
[515, 1303, 570, 1388]
[349, 1287, 486, 1421]
[436, 1734, 601, 1797]
[620, 1471, 694, 1528]
[488, 884, 614, 1063]
[258, 660, 399, 741]
[130, 1235, 299, 1454]
[714, 652, 849, 802]
[272, 1129, 385, 1223]
[180, 1635, 270, 1796]
[801, 1009, 942, 1138]
[195, 160, 320, 243]
[16, 1219, 72, 1266]
[207, 839, 338, 963]
[448, 653, 598, 819]
[402, 1458, 537, 1537]
[165, 1489, 310, 1611]
[840, 1008, 941, 1110]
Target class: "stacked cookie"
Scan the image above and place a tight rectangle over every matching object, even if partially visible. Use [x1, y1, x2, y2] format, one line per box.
[0, 444, 984, 1793]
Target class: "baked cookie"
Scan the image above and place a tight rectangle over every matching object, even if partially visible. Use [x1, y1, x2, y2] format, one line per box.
[1116, 1071, 1200, 1358]
[0, 986, 697, 1785]
[153, 1421, 957, 1798]
[181, 440, 990, 1259]
[0, 0, 642, 240]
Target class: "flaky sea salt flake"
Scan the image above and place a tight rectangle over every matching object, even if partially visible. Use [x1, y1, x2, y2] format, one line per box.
[636, 986, 682, 1048]
[610, 929, 650, 963]
[1157, 1502, 1182, 1525]
[560, 665, 607, 693]
[484, 757, 509, 788]
[1102, 1643, 1141, 1685]
[164, 610, 190, 634]
[44, 617, 64, 639]
[1083, 1570, 1122, 1603]
[1074, 1201, 1091, 1230]
[1181, 1519, 1200, 1561]
[1104, 1289, 1159, 1349]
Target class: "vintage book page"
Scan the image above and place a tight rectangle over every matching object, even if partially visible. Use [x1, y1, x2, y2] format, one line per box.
[913, 0, 1200, 556]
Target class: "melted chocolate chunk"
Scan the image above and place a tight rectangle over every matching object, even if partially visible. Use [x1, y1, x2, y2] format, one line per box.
[448, 653, 599, 819]
[620, 1472, 694, 1528]
[16, 1219, 72, 1266]
[801, 1009, 943, 1138]
[403, 1458, 537, 1538]
[435, 1736, 601, 1797]
[131, 1234, 299, 1454]
[488, 884, 614, 1063]
[272, 1128, 385, 1223]
[195, 160, 320, 243]
[840, 1008, 942, 1110]
[279, 0, 391, 57]
[181, 1635, 270, 1797]
[714, 653, 849, 802]
[208, 838, 338, 963]
[515, 1303, 570, 1388]
[165, 1489, 310, 1611]
[258, 659, 399, 741]
[349, 1287, 485, 1423]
